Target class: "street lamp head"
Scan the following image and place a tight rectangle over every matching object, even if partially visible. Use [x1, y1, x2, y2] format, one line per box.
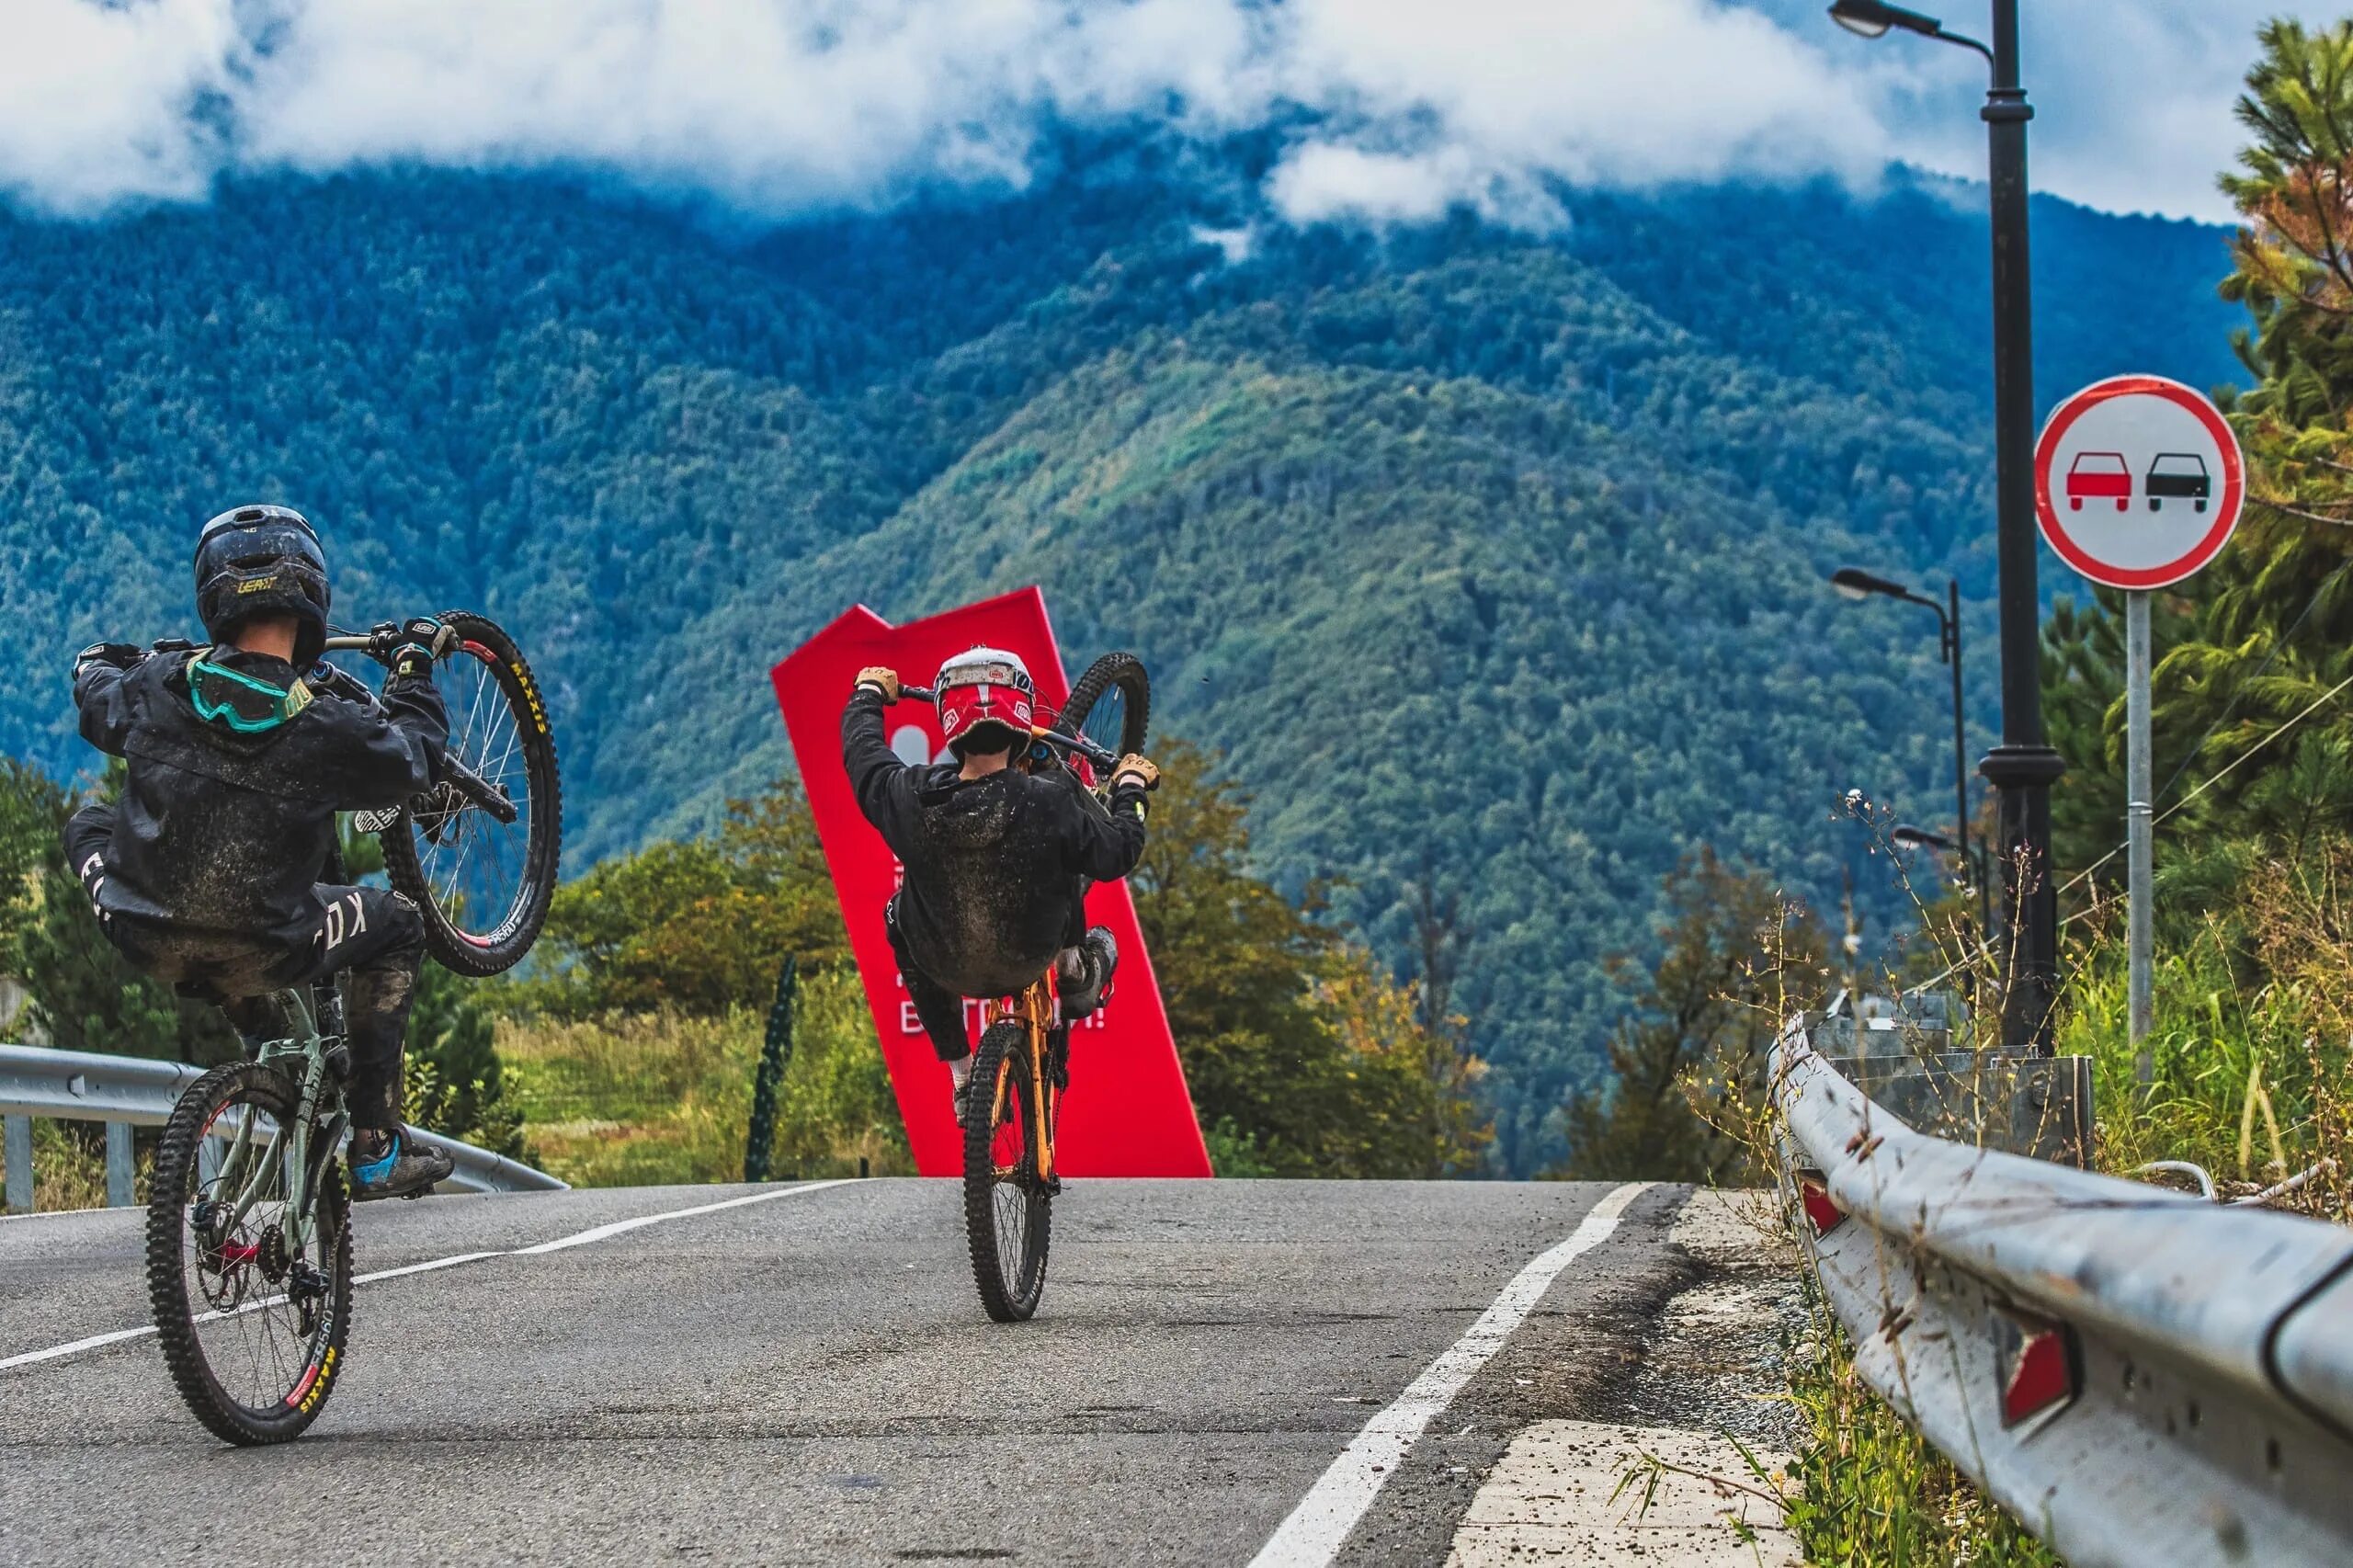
[1826, 0, 1943, 40]
[1831, 565, 1912, 602]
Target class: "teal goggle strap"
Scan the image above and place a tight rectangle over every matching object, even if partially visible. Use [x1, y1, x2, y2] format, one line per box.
[188, 652, 313, 733]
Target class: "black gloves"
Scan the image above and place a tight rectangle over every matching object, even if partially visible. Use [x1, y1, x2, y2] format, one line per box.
[368, 618, 455, 680]
[74, 642, 142, 680]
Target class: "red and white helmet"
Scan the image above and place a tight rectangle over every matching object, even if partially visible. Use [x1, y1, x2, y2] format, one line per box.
[934, 645, 1036, 756]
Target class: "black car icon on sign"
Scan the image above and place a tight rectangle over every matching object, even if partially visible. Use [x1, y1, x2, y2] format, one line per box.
[2145, 452, 2211, 513]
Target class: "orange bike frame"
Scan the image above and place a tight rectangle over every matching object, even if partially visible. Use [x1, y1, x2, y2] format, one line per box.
[982, 971, 1062, 1186]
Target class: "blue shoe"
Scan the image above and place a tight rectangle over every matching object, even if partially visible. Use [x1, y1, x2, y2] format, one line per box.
[349, 1132, 454, 1201]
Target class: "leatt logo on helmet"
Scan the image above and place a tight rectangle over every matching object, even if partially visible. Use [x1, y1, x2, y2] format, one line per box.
[235, 576, 279, 595]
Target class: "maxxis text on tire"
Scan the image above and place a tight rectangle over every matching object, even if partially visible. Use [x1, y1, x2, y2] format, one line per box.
[381, 608, 563, 976]
[144, 1062, 353, 1446]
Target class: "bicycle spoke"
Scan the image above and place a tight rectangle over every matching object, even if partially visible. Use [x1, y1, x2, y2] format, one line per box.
[407, 645, 541, 948]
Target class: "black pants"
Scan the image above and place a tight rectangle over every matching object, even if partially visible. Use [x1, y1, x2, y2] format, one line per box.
[886, 897, 979, 1063]
[884, 892, 1108, 1064]
[65, 805, 427, 1132]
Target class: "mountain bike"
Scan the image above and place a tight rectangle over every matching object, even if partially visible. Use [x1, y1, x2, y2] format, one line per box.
[142, 610, 560, 1444]
[902, 652, 1151, 1322]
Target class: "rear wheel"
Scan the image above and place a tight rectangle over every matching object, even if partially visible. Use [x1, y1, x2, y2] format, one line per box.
[1063, 652, 1150, 761]
[381, 610, 563, 976]
[145, 1063, 352, 1446]
[963, 1020, 1051, 1323]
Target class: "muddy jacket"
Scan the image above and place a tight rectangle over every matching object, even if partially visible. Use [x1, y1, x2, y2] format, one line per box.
[71, 646, 449, 952]
[842, 687, 1147, 997]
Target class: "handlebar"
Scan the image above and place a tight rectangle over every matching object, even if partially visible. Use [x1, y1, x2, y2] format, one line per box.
[140, 628, 517, 826]
[886, 683, 1121, 771]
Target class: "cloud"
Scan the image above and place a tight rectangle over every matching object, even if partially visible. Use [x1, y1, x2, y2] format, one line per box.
[1262, 1, 1882, 223]
[0, 0, 2326, 224]
[0, 0, 240, 211]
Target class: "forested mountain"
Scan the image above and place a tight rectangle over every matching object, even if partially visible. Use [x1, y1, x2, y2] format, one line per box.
[0, 151, 2240, 1170]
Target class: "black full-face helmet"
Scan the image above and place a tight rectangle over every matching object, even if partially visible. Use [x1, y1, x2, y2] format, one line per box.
[193, 505, 331, 666]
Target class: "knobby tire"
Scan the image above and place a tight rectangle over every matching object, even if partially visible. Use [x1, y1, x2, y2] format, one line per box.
[1063, 652, 1151, 762]
[144, 1062, 353, 1446]
[963, 1020, 1051, 1322]
[381, 608, 563, 976]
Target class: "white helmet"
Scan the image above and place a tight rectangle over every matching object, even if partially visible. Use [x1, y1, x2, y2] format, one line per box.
[934, 645, 1036, 756]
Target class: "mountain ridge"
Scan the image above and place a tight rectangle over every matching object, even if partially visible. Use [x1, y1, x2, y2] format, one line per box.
[0, 160, 2244, 1168]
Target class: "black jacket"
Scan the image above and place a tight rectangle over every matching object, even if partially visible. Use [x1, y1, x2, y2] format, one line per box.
[72, 647, 449, 951]
[842, 687, 1147, 997]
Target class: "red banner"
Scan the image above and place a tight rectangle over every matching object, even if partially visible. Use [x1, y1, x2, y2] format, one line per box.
[772, 588, 1211, 1177]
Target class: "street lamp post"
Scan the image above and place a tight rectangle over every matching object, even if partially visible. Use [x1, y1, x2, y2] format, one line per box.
[1824, 0, 2062, 1054]
[1831, 568, 1986, 936]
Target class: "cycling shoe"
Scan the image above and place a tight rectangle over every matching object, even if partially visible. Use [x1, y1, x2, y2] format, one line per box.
[349, 1132, 455, 1201]
[1059, 926, 1120, 1018]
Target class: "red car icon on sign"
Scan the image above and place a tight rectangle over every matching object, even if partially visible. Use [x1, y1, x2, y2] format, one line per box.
[2065, 451, 2132, 511]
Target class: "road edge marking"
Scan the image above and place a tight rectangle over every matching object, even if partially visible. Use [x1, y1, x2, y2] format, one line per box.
[1, 1180, 859, 1375]
[1245, 1180, 1654, 1568]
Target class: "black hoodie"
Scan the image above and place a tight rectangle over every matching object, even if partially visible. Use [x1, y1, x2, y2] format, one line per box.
[842, 687, 1146, 997]
[71, 646, 448, 952]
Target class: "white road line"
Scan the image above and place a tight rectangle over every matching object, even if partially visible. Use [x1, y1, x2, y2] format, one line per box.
[0, 1181, 858, 1375]
[513, 1180, 855, 1255]
[1247, 1181, 1654, 1568]
[355, 1250, 509, 1285]
[0, 1324, 156, 1372]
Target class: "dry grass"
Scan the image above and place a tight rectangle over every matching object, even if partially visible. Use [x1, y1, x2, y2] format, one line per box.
[0, 1119, 145, 1216]
[497, 967, 910, 1187]
[2055, 848, 2353, 1221]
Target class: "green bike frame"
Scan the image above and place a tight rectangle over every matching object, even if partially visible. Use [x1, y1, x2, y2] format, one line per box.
[205, 982, 349, 1256]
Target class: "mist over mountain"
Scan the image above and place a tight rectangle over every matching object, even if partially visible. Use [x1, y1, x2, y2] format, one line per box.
[0, 150, 2241, 1169]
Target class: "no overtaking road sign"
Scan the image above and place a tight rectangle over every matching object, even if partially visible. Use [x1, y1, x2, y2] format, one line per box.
[2034, 373, 2247, 1067]
[2033, 374, 2244, 589]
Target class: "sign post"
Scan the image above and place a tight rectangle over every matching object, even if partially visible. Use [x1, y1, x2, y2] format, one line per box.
[2032, 375, 2244, 1081]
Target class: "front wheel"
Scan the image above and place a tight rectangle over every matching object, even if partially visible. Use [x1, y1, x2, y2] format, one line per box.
[145, 1062, 352, 1446]
[1063, 652, 1151, 763]
[963, 1021, 1051, 1323]
[381, 609, 563, 975]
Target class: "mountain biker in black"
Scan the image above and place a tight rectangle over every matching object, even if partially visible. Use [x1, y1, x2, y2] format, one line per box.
[842, 647, 1160, 1123]
[67, 504, 458, 1199]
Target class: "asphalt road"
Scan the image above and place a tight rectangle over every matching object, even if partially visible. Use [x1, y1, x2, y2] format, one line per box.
[0, 1178, 1708, 1566]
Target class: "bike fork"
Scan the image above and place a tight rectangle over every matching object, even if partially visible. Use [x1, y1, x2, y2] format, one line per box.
[1030, 1029, 1056, 1187]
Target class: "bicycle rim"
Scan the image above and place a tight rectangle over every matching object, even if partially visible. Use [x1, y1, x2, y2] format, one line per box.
[963, 1022, 1051, 1322]
[382, 611, 562, 975]
[1063, 652, 1151, 762]
[145, 1063, 352, 1445]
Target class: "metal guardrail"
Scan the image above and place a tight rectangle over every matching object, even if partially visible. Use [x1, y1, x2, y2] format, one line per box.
[0, 1041, 566, 1210]
[1772, 1019, 2353, 1568]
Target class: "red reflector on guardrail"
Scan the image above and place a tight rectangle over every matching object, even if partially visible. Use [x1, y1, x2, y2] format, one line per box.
[1996, 1311, 2081, 1429]
[1797, 1170, 1845, 1237]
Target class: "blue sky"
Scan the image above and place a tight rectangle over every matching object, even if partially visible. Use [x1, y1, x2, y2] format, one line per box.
[0, 2, 2331, 225]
